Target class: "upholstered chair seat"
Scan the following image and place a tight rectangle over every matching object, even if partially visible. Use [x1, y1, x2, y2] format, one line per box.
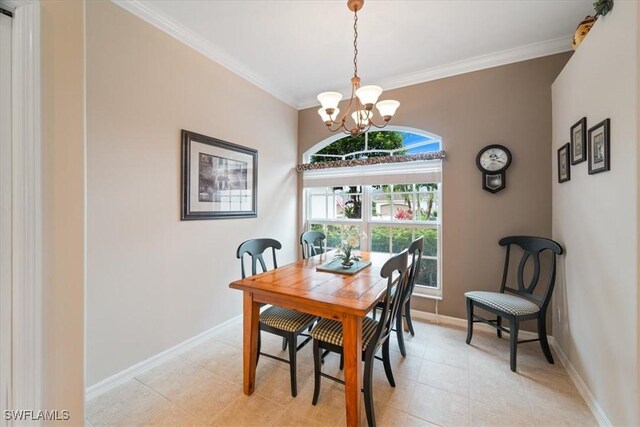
[260, 306, 317, 333]
[310, 317, 379, 350]
[465, 291, 540, 316]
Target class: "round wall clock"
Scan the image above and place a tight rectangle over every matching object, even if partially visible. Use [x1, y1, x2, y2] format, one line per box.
[475, 144, 512, 193]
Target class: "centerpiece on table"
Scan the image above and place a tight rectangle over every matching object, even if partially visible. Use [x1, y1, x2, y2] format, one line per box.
[316, 225, 371, 275]
[335, 227, 363, 268]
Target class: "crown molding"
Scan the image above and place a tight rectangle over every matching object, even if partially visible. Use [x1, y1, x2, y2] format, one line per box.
[111, 0, 298, 109]
[297, 36, 572, 110]
[110, 0, 571, 111]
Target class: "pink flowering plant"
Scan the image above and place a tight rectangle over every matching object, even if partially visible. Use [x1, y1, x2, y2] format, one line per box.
[394, 208, 413, 220]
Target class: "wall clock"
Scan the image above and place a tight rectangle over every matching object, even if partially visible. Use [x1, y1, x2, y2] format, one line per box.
[476, 144, 512, 193]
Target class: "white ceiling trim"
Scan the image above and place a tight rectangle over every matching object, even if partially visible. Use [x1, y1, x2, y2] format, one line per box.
[111, 0, 299, 108]
[296, 35, 571, 109]
[111, 0, 571, 111]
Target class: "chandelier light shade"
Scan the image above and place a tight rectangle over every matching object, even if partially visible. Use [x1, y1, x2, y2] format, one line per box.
[376, 100, 400, 120]
[355, 85, 382, 107]
[317, 92, 343, 112]
[318, 107, 340, 123]
[316, 0, 400, 136]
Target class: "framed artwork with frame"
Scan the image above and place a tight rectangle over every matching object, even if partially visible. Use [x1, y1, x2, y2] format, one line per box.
[587, 119, 610, 175]
[181, 130, 257, 220]
[557, 143, 570, 183]
[570, 117, 586, 165]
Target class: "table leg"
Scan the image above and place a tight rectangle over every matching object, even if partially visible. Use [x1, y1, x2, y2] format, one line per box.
[342, 314, 363, 427]
[243, 292, 260, 395]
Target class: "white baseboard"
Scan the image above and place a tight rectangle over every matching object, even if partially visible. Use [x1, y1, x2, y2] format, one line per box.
[409, 309, 539, 339]
[85, 314, 242, 401]
[549, 337, 612, 427]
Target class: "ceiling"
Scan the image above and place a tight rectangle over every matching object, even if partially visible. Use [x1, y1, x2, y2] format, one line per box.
[117, 0, 593, 109]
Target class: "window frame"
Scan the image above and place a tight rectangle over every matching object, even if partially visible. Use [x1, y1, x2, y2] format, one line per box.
[302, 126, 442, 163]
[306, 184, 442, 298]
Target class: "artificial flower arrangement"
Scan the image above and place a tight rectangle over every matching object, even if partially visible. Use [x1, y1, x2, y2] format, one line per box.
[334, 225, 366, 268]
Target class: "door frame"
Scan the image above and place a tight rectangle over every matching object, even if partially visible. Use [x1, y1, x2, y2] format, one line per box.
[0, 0, 42, 420]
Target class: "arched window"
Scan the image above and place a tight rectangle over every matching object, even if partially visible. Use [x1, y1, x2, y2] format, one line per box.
[302, 128, 443, 298]
[303, 127, 441, 163]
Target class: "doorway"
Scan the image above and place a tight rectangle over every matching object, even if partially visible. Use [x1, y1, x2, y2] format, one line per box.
[0, 4, 13, 418]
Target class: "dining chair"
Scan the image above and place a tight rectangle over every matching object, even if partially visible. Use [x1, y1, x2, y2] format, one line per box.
[236, 238, 317, 397]
[300, 230, 326, 259]
[310, 249, 409, 427]
[375, 236, 423, 357]
[464, 236, 564, 372]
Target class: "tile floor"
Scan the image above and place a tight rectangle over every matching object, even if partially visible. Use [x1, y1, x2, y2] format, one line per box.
[86, 317, 596, 427]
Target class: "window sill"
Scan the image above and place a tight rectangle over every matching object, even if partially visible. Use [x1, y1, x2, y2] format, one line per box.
[411, 292, 442, 301]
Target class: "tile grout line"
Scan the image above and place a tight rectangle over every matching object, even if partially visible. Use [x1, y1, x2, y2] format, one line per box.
[170, 357, 285, 424]
[131, 377, 206, 424]
[175, 347, 293, 423]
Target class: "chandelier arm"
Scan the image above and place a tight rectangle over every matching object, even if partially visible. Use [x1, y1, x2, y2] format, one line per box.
[326, 120, 347, 133]
[338, 83, 358, 126]
[369, 120, 390, 130]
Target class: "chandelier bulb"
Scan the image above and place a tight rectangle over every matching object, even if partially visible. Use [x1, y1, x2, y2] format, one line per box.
[318, 107, 340, 124]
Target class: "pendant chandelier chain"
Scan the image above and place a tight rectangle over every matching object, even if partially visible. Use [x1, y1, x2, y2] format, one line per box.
[353, 10, 359, 78]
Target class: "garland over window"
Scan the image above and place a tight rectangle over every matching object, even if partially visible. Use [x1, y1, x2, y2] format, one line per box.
[296, 150, 446, 172]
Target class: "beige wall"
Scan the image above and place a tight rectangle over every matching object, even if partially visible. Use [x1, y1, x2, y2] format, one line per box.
[86, 2, 298, 386]
[552, 2, 639, 425]
[299, 53, 570, 326]
[41, 0, 85, 422]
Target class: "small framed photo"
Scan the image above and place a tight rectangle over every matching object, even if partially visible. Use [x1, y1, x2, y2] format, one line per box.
[587, 118, 610, 175]
[570, 117, 586, 164]
[181, 130, 257, 220]
[557, 143, 570, 183]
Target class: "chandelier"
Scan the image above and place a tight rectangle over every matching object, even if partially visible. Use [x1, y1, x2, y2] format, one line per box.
[317, 0, 400, 137]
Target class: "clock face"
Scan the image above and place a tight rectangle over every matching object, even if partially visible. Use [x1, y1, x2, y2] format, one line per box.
[477, 146, 511, 172]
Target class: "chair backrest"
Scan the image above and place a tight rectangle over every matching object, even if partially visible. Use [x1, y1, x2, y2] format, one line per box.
[498, 236, 564, 310]
[401, 237, 424, 306]
[236, 238, 282, 279]
[369, 250, 409, 354]
[300, 231, 326, 259]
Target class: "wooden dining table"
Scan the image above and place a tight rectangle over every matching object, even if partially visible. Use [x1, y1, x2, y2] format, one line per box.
[228, 250, 393, 427]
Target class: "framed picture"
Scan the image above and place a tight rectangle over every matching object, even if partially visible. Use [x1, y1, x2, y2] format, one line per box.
[181, 130, 257, 220]
[570, 117, 586, 164]
[557, 143, 570, 183]
[587, 118, 610, 175]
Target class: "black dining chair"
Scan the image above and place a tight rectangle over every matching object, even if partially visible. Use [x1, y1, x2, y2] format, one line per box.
[374, 236, 423, 357]
[310, 250, 409, 427]
[465, 235, 564, 372]
[300, 230, 326, 259]
[236, 238, 317, 397]
[334, 236, 420, 366]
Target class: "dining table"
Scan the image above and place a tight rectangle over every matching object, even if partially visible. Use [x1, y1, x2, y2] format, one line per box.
[228, 250, 394, 427]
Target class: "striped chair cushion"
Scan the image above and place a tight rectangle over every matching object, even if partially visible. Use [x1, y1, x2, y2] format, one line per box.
[465, 291, 540, 316]
[260, 306, 316, 333]
[310, 317, 379, 350]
